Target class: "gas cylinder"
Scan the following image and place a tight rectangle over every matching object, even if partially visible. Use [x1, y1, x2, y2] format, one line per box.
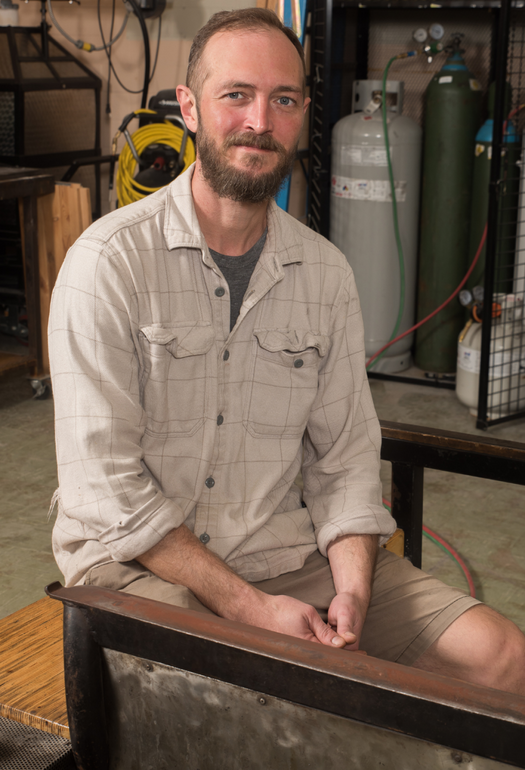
[467, 83, 520, 294]
[330, 80, 422, 372]
[456, 294, 525, 416]
[415, 36, 482, 373]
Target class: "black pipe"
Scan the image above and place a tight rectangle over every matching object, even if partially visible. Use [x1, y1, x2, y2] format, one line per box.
[125, 0, 151, 109]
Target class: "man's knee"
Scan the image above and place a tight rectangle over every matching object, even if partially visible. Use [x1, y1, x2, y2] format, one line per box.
[414, 605, 525, 695]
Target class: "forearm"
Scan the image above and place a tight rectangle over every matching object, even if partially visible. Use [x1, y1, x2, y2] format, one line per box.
[136, 524, 348, 649]
[136, 524, 264, 623]
[327, 533, 378, 604]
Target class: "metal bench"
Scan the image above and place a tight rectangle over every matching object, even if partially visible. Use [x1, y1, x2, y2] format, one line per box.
[2, 421, 525, 768]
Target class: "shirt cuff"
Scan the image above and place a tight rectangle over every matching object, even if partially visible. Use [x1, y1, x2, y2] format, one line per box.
[98, 494, 186, 562]
[316, 508, 397, 557]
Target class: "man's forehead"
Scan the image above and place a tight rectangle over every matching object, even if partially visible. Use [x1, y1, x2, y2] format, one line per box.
[200, 27, 303, 88]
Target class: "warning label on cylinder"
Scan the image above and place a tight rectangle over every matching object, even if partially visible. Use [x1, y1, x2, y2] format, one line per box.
[331, 175, 407, 202]
[457, 344, 481, 374]
[458, 343, 525, 378]
[341, 145, 389, 166]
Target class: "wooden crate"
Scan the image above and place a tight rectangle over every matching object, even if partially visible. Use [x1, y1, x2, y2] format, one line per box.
[19, 182, 92, 375]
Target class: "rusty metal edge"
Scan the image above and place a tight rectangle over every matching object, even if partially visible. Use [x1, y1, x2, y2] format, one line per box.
[380, 420, 525, 460]
[45, 583, 525, 721]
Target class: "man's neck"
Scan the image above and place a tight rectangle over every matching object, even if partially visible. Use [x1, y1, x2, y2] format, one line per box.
[191, 161, 269, 256]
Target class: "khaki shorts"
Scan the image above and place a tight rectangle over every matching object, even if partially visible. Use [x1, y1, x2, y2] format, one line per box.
[85, 548, 480, 666]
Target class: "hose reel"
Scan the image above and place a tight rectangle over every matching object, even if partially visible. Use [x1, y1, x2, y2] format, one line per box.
[112, 96, 196, 207]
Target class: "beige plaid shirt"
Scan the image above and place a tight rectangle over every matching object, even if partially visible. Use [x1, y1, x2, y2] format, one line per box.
[49, 166, 395, 587]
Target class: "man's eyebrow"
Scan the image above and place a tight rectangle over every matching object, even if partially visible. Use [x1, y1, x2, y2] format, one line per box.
[219, 81, 302, 94]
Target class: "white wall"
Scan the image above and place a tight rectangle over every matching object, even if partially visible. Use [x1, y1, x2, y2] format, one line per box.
[16, 0, 307, 221]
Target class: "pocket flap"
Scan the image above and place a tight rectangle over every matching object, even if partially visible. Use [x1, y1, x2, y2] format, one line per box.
[254, 328, 330, 357]
[140, 323, 215, 358]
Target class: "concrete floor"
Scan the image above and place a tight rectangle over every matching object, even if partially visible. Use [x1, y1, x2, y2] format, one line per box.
[0, 362, 524, 636]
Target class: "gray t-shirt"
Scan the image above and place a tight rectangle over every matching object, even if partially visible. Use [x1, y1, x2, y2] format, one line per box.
[210, 229, 267, 331]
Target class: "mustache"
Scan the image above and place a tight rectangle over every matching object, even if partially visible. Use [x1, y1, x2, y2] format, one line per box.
[223, 132, 284, 153]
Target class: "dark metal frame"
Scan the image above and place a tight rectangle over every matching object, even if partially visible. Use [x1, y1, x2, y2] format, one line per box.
[47, 579, 525, 770]
[477, 0, 525, 428]
[0, 24, 102, 216]
[380, 420, 525, 565]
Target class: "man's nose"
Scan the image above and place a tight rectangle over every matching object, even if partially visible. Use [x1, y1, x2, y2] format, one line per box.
[244, 96, 272, 134]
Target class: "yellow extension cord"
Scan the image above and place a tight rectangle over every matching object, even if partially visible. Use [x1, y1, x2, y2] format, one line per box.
[115, 109, 196, 207]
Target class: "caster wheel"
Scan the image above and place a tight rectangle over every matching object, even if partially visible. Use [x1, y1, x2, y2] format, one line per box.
[30, 378, 51, 400]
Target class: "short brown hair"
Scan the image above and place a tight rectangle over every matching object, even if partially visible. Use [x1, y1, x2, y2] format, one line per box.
[186, 8, 306, 98]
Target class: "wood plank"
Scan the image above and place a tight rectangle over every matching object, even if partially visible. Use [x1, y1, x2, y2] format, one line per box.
[383, 527, 404, 558]
[0, 597, 69, 738]
[0, 352, 34, 374]
[78, 185, 93, 233]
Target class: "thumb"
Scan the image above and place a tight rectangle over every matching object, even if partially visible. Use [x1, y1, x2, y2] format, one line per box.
[310, 613, 347, 648]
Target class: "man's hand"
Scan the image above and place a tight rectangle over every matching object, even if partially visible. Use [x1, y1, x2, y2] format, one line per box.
[254, 593, 349, 648]
[327, 591, 369, 651]
[326, 533, 379, 653]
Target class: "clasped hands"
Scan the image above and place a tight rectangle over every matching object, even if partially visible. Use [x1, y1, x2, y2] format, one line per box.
[254, 591, 368, 652]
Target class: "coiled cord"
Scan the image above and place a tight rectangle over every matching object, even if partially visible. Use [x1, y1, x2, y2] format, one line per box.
[115, 115, 196, 207]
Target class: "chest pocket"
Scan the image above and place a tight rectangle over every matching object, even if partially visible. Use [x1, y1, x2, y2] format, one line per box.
[139, 323, 215, 436]
[245, 329, 330, 438]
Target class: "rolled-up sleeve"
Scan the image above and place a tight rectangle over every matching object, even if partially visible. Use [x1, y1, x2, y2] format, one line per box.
[49, 237, 186, 566]
[302, 268, 396, 555]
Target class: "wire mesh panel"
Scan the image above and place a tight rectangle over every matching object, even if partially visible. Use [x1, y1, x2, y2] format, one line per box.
[477, 3, 525, 427]
[0, 715, 75, 770]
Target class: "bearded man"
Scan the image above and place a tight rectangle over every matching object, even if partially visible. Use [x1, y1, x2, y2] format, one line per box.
[49, 7, 525, 693]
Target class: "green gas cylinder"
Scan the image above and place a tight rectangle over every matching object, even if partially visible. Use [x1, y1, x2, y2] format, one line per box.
[415, 39, 482, 373]
[467, 83, 520, 295]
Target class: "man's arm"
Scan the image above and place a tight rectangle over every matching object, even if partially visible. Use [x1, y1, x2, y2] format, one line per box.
[326, 533, 378, 650]
[137, 524, 349, 648]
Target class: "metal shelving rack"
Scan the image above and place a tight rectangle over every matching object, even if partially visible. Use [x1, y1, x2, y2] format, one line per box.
[477, 0, 525, 428]
[308, 0, 525, 426]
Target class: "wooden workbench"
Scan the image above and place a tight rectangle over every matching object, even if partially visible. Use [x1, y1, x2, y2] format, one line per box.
[0, 167, 55, 377]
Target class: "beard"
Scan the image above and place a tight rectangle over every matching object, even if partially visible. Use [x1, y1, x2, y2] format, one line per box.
[196, 125, 298, 203]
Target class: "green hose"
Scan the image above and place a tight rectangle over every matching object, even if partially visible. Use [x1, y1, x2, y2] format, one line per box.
[367, 55, 406, 371]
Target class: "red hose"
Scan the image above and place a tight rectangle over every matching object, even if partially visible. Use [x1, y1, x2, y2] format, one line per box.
[422, 524, 477, 598]
[367, 223, 488, 368]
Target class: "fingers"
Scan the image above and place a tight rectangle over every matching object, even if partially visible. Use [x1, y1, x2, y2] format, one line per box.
[309, 612, 348, 648]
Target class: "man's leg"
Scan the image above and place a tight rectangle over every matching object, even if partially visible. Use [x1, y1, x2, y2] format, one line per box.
[413, 604, 525, 694]
[253, 548, 525, 695]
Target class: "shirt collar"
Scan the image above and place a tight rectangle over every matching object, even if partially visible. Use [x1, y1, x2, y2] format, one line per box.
[163, 163, 304, 271]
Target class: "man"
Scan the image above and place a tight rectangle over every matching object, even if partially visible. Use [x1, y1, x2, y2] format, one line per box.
[49, 8, 525, 693]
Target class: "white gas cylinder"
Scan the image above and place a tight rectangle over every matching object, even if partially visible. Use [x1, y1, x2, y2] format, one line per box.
[456, 294, 525, 417]
[330, 80, 422, 372]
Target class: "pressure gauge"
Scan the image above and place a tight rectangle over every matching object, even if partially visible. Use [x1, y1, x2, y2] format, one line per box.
[413, 28, 428, 44]
[472, 285, 484, 302]
[429, 23, 445, 41]
[459, 290, 473, 307]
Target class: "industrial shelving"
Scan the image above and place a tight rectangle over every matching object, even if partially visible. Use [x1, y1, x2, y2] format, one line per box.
[308, 0, 525, 427]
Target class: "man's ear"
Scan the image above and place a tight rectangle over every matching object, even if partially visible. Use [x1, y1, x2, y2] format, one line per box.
[176, 85, 198, 133]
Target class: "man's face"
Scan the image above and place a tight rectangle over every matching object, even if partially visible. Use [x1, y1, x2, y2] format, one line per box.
[192, 28, 309, 203]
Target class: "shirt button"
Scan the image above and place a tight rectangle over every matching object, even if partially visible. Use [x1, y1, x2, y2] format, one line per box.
[199, 533, 210, 544]
[217, 415, 224, 425]
[205, 477, 215, 488]
[294, 359, 304, 368]
[215, 287, 225, 297]
[223, 350, 230, 361]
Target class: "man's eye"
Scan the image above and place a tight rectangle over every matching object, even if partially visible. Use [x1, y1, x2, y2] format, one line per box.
[278, 96, 294, 106]
[227, 92, 242, 100]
